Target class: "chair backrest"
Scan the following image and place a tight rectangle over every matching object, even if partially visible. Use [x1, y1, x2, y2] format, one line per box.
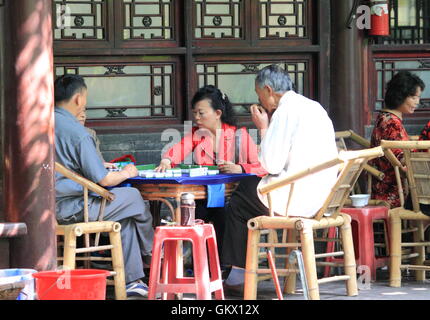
[335, 130, 384, 183]
[55, 162, 116, 247]
[380, 140, 430, 212]
[314, 147, 384, 220]
[55, 162, 115, 223]
[258, 147, 384, 220]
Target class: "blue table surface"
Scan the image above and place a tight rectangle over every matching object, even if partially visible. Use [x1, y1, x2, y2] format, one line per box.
[126, 173, 253, 185]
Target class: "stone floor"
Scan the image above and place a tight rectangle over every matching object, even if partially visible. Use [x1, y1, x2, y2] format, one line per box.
[109, 268, 430, 300]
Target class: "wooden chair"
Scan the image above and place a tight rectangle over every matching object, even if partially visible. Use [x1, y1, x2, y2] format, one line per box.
[335, 130, 385, 194]
[244, 147, 384, 300]
[55, 162, 126, 300]
[380, 140, 430, 287]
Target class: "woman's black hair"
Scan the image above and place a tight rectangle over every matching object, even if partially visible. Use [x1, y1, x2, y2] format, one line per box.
[54, 74, 87, 104]
[191, 85, 236, 126]
[384, 71, 425, 110]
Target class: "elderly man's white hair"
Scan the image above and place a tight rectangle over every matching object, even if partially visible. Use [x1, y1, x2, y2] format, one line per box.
[255, 64, 294, 94]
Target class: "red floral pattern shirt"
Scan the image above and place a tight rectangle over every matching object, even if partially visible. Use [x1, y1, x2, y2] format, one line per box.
[419, 121, 430, 141]
[370, 110, 409, 208]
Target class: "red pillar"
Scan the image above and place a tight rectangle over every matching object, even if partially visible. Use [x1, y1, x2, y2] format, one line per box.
[3, 0, 57, 270]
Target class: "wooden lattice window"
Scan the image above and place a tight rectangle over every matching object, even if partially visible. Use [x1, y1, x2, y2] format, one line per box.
[196, 58, 311, 116]
[258, 0, 308, 39]
[382, 0, 430, 44]
[374, 58, 430, 112]
[118, 0, 179, 48]
[52, 1, 321, 128]
[194, 0, 244, 40]
[55, 60, 182, 125]
[52, 0, 114, 49]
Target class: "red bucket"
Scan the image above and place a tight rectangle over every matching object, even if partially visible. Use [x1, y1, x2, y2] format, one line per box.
[32, 269, 110, 300]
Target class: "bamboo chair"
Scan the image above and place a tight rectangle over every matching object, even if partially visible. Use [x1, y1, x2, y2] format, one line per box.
[333, 130, 390, 264]
[55, 162, 127, 300]
[380, 140, 430, 287]
[244, 147, 385, 300]
[335, 130, 385, 194]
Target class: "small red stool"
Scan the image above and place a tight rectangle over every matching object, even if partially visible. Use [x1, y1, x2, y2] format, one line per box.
[148, 223, 224, 300]
[324, 206, 390, 281]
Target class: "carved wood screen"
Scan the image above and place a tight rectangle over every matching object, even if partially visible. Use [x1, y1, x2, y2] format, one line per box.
[52, 0, 324, 130]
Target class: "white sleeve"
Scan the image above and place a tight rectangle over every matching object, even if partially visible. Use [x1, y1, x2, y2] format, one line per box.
[259, 105, 299, 175]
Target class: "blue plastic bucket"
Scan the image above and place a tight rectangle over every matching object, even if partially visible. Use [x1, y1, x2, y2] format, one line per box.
[0, 269, 37, 300]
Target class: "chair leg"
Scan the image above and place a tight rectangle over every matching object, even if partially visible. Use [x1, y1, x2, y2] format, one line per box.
[413, 221, 426, 282]
[63, 228, 77, 270]
[284, 228, 298, 294]
[148, 236, 164, 300]
[109, 229, 126, 300]
[244, 229, 261, 300]
[193, 238, 211, 300]
[389, 212, 402, 287]
[299, 223, 319, 300]
[340, 215, 358, 296]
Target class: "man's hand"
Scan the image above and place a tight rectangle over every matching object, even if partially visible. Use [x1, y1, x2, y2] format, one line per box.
[121, 164, 138, 179]
[218, 161, 243, 174]
[250, 104, 269, 131]
[99, 163, 138, 187]
[155, 159, 172, 172]
[104, 162, 117, 169]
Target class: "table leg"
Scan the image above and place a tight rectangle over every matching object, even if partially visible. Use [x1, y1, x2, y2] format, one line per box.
[149, 201, 161, 228]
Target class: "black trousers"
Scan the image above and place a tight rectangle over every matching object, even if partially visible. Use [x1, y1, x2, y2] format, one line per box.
[195, 199, 227, 260]
[222, 175, 269, 268]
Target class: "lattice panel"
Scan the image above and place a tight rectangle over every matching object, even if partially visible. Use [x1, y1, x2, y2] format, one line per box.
[53, 0, 107, 40]
[196, 61, 307, 115]
[259, 0, 307, 39]
[194, 0, 243, 39]
[122, 0, 174, 40]
[55, 64, 176, 119]
[375, 59, 430, 110]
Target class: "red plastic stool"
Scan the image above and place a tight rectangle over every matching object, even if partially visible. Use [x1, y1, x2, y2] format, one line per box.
[148, 223, 224, 300]
[324, 206, 390, 281]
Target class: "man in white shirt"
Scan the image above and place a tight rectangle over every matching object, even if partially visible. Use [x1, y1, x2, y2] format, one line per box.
[222, 65, 338, 296]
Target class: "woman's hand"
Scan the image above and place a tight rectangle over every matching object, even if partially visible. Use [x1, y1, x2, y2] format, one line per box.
[250, 104, 269, 131]
[155, 159, 172, 172]
[218, 161, 243, 174]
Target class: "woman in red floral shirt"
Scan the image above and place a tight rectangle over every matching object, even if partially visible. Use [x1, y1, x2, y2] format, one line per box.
[370, 71, 425, 208]
[419, 121, 430, 141]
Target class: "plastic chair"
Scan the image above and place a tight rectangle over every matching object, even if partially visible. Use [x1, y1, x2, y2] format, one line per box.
[148, 223, 224, 300]
[244, 147, 384, 300]
[55, 162, 126, 300]
[324, 205, 390, 281]
[380, 140, 430, 287]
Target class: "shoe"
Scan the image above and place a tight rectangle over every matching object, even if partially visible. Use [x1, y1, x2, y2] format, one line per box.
[221, 265, 232, 280]
[126, 279, 149, 299]
[223, 282, 244, 298]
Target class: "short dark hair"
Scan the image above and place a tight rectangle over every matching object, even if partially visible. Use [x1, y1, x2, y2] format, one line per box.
[384, 71, 425, 110]
[191, 85, 236, 126]
[54, 74, 87, 104]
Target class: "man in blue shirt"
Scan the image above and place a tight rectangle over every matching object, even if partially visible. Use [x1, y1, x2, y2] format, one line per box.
[54, 74, 153, 299]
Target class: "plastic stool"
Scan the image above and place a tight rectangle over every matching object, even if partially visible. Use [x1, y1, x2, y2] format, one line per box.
[324, 206, 390, 281]
[148, 223, 224, 300]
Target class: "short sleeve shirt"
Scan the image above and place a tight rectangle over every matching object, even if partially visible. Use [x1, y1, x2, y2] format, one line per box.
[55, 107, 108, 219]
